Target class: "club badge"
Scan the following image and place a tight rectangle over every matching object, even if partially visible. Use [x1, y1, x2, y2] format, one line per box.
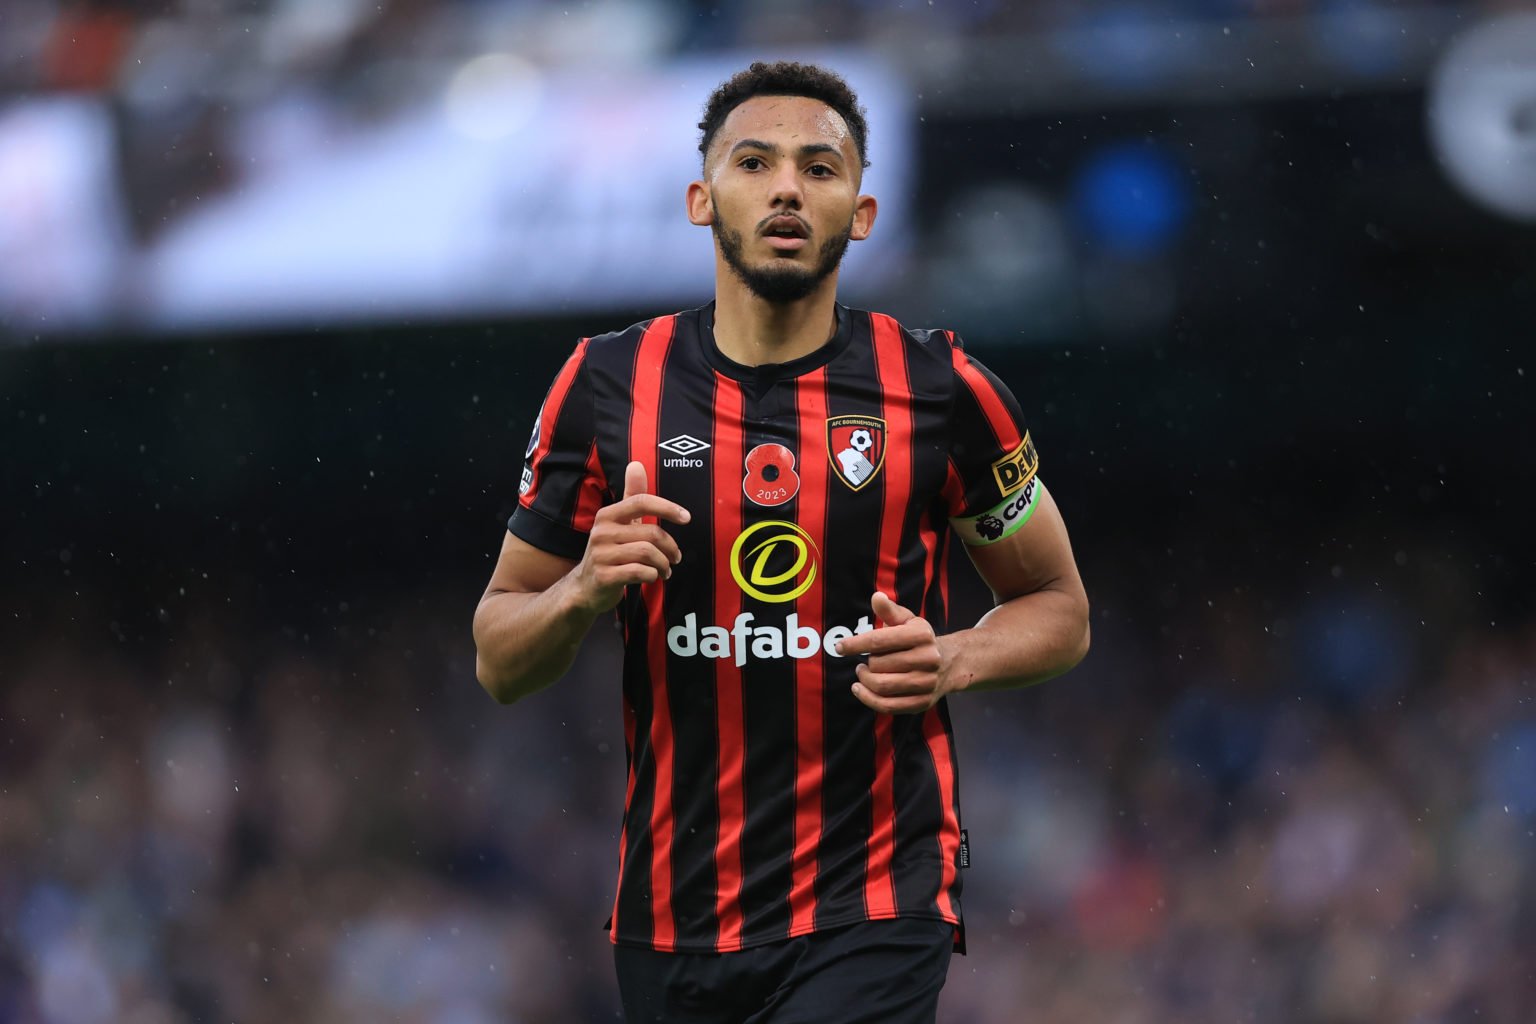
[826, 415, 886, 491]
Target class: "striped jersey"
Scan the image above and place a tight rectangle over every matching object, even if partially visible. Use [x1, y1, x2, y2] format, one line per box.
[510, 303, 1041, 954]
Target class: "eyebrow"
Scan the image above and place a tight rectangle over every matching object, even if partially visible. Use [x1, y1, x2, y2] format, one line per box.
[728, 139, 843, 161]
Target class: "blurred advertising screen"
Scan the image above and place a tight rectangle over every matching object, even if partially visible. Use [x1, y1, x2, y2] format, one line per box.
[0, 50, 912, 336]
[0, 98, 130, 331]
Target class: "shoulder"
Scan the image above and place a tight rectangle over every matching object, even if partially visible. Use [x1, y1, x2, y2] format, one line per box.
[579, 307, 701, 369]
[850, 306, 960, 353]
[846, 306, 964, 384]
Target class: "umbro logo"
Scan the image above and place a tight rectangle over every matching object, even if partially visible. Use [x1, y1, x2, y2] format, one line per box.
[659, 434, 710, 456]
[659, 434, 710, 468]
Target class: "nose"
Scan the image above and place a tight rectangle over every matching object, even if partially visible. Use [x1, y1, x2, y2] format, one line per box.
[769, 162, 803, 210]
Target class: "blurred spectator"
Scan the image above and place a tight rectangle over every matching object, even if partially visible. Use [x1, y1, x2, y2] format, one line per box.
[41, 1, 135, 94]
[2, 537, 1532, 1021]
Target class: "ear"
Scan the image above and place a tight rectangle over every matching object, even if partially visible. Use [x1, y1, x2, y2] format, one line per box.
[686, 179, 713, 227]
[849, 193, 878, 242]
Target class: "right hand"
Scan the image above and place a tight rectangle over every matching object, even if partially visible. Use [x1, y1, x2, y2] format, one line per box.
[570, 461, 690, 613]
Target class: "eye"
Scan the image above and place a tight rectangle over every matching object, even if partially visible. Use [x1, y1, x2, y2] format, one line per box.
[740, 156, 765, 171]
[807, 164, 834, 177]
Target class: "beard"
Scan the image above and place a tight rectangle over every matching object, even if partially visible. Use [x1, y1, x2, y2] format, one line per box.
[713, 212, 854, 305]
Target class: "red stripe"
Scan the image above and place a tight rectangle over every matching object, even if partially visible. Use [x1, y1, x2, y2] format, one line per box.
[629, 316, 678, 950]
[866, 313, 912, 919]
[609, 692, 639, 942]
[937, 528, 952, 627]
[572, 441, 608, 532]
[950, 343, 1022, 451]
[711, 377, 746, 950]
[521, 338, 589, 508]
[787, 367, 829, 936]
[939, 459, 965, 616]
[941, 458, 966, 518]
[917, 507, 940, 622]
[922, 709, 962, 922]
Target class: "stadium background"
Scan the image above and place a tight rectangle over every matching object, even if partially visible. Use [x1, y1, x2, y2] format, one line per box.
[3, 1, 1536, 1021]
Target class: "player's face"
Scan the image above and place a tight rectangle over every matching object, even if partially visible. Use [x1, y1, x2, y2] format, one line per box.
[688, 95, 877, 304]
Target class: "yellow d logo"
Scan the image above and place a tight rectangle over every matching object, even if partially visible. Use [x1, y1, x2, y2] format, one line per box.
[729, 520, 819, 603]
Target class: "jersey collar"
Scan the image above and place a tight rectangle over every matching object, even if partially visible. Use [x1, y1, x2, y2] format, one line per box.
[696, 302, 854, 383]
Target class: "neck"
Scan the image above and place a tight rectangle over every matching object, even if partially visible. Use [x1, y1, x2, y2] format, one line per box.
[712, 269, 840, 367]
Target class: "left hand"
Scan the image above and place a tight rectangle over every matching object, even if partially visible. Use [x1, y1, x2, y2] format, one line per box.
[837, 592, 955, 715]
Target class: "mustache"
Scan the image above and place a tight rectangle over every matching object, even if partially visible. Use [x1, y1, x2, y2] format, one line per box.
[756, 213, 812, 237]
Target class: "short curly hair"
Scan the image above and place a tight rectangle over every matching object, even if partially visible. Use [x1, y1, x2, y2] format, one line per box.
[698, 61, 870, 171]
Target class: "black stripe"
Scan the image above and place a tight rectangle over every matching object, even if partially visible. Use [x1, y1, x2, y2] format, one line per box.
[587, 320, 652, 496]
[884, 328, 946, 920]
[902, 327, 960, 630]
[616, 591, 658, 945]
[737, 383, 800, 946]
[890, 327, 958, 921]
[655, 313, 723, 945]
[603, 319, 657, 946]
[790, 368, 833, 935]
[813, 313, 885, 929]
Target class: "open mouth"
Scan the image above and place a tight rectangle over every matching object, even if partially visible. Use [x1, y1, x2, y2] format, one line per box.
[762, 216, 810, 252]
[762, 216, 809, 240]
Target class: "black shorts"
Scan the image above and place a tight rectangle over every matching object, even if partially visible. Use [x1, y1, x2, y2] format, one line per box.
[613, 918, 955, 1024]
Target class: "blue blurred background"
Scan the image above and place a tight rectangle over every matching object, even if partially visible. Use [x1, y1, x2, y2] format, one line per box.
[3, 1, 1536, 1021]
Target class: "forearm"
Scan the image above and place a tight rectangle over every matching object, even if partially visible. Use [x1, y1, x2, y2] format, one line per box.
[941, 584, 1090, 694]
[473, 573, 600, 704]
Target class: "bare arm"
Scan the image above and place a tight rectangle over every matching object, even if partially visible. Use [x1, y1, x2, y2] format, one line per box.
[472, 462, 690, 704]
[471, 534, 589, 703]
[941, 484, 1089, 693]
[837, 484, 1089, 713]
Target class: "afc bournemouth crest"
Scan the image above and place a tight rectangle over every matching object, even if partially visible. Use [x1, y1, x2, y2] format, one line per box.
[826, 415, 886, 491]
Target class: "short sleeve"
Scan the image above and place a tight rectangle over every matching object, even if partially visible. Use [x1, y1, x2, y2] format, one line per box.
[944, 338, 1043, 547]
[508, 339, 607, 559]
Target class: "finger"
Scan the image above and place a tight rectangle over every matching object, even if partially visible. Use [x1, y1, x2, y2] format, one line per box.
[602, 542, 676, 579]
[622, 461, 648, 503]
[871, 591, 915, 627]
[599, 563, 665, 588]
[855, 663, 937, 697]
[603, 492, 691, 526]
[864, 647, 941, 675]
[850, 681, 932, 716]
[836, 623, 929, 657]
[605, 523, 683, 565]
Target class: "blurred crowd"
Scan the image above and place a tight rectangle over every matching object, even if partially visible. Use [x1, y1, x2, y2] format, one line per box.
[2, 533, 1532, 1023]
[1, 0, 1494, 96]
[1, 584, 630, 1023]
[3, 0, 1501, 121]
[5, 0, 1523, 337]
[0, 0, 1499, 250]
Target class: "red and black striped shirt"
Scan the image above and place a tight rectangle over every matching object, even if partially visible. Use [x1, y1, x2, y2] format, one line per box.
[511, 303, 1041, 954]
